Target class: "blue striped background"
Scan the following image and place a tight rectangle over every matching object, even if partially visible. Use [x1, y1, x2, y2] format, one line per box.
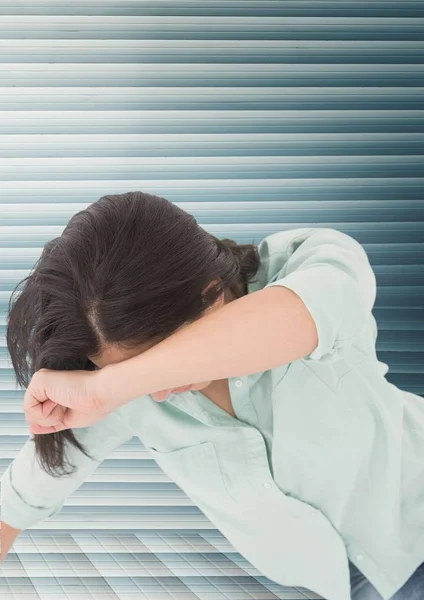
[1, 2, 423, 598]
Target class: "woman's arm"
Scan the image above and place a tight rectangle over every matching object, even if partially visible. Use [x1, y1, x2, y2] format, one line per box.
[0, 409, 133, 559]
[97, 228, 376, 412]
[98, 284, 319, 408]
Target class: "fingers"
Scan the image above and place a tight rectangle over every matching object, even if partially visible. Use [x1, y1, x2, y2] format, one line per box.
[29, 420, 70, 435]
[29, 423, 58, 435]
[26, 409, 64, 433]
[39, 399, 59, 417]
[26, 412, 61, 429]
[24, 394, 55, 422]
[28, 408, 78, 434]
[23, 370, 51, 410]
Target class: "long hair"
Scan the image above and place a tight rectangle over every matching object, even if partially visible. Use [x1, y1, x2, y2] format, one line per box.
[6, 191, 261, 477]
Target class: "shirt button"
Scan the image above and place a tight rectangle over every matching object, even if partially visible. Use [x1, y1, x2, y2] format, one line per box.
[357, 554, 364, 561]
[262, 482, 272, 488]
[235, 379, 243, 388]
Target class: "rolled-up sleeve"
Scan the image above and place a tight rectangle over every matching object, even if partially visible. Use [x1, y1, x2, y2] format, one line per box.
[1, 409, 133, 530]
[264, 227, 377, 364]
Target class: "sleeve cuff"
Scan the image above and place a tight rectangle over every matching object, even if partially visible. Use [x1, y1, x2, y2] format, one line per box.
[1, 465, 63, 530]
[265, 264, 367, 364]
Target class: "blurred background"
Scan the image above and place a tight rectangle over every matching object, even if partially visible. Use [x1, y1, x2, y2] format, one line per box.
[0, 1, 423, 598]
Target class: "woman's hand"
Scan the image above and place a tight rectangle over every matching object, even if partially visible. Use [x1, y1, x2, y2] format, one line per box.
[0, 521, 22, 563]
[24, 368, 109, 434]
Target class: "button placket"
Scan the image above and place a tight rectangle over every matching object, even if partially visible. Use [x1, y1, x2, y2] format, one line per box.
[240, 429, 306, 518]
[230, 378, 244, 417]
[229, 380, 314, 520]
[230, 377, 258, 427]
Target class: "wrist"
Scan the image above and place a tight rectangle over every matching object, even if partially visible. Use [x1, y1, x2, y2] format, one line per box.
[94, 365, 130, 414]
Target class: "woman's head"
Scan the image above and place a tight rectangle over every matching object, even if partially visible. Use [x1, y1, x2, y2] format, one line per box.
[6, 191, 261, 476]
[87, 283, 232, 403]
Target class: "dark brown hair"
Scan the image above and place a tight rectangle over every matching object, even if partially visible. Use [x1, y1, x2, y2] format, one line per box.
[6, 191, 261, 477]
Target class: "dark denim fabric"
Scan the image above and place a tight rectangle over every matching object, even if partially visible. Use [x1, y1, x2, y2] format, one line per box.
[349, 560, 424, 600]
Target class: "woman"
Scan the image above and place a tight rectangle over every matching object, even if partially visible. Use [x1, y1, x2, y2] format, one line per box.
[2, 191, 424, 600]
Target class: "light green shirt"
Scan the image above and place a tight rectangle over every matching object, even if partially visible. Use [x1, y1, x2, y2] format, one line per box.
[2, 227, 422, 600]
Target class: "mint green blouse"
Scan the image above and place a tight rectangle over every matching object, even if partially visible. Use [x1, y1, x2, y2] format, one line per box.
[2, 227, 423, 600]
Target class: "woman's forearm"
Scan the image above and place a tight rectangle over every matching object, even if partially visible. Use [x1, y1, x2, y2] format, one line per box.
[97, 286, 318, 410]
